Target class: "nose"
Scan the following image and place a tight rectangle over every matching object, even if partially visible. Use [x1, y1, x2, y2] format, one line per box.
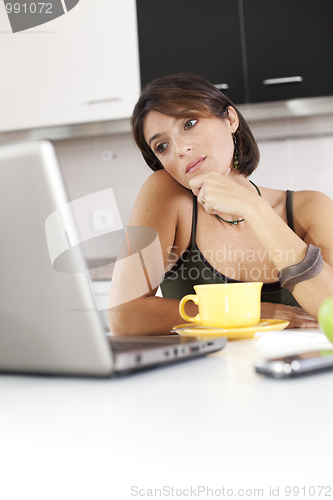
[174, 139, 192, 157]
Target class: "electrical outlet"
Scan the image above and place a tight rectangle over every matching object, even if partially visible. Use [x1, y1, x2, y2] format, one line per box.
[92, 210, 115, 231]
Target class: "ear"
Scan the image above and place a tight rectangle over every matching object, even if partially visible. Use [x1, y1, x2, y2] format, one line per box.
[227, 106, 239, 133]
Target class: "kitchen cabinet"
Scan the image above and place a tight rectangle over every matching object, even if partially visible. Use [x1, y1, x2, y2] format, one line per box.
[244, 0, 333, 103]
[0, 0, 140, 132]
[136, 0, 333, 105]
[136, 0, 245, 105]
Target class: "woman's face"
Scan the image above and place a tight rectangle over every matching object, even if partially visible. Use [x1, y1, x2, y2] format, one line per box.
[143, 107, 239, 189]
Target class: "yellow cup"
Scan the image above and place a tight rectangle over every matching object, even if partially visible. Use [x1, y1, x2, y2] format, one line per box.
[179, 282, 263, 328]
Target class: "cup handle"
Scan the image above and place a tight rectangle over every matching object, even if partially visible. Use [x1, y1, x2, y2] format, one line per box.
[179, 294, 200, 323]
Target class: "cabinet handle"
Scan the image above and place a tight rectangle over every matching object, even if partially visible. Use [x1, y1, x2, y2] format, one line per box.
[215, 83, 229, 90]
[86, 97, 122, 105]
[263, 76, 303, 86]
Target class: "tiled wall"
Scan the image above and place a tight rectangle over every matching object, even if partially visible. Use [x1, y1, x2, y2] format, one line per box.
[249, 114, 333, 198]
[53, 112, 333, 259]
[53, 133, 151, 259]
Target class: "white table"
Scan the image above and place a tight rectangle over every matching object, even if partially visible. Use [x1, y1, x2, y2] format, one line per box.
[0, 333, 332, 500]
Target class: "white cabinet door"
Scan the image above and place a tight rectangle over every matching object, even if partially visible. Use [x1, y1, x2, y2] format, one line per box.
[0, 0, 140, 131]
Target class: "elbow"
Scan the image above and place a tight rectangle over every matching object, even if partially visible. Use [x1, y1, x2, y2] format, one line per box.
[108, 304, 141, 336]
[108, 306, 129, 336]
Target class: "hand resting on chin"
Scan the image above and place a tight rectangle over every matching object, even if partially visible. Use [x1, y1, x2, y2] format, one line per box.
[261, 302, 319, 329]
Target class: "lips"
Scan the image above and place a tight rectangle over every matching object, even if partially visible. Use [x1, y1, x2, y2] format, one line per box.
[185, 156, 206, 174]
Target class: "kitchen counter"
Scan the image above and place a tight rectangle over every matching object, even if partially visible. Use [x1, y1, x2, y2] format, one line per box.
[0, 332, 332, 500]
[1, 95, 333, 144]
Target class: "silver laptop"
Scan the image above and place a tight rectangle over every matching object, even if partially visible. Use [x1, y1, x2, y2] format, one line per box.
[0, 140, 226, 377]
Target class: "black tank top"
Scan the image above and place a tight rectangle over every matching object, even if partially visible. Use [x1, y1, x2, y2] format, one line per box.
[160, 190, 300, 307]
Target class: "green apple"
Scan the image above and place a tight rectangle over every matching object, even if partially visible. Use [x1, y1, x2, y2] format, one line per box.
[318, 297, 333, 342]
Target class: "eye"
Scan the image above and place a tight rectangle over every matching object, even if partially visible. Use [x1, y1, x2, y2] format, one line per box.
[155, 142, 168, 154]
[184, 119, 197, 130]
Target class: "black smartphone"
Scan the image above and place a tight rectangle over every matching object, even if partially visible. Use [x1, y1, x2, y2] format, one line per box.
[254, 350, 333, 378]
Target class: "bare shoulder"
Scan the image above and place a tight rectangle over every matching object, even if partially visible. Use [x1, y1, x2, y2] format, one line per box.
[259, 185, 333, 210]
[293, 190, 333, 227]
[138, 169, 186, 198]
[130, 169, 192, 226]
[293, 190, 333, 244]
[293, 189, 333, 212]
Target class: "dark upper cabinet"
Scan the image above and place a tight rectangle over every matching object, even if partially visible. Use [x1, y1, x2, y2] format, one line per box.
[136, 0, 245, 104]
[243, 0, 333, 103]
[136, 0, 333, 105]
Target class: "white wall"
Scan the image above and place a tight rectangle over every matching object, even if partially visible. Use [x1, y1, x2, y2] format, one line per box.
[250, 114, 333, 200]
[53, 133, 151, 259]
[53, 112, 333, 259]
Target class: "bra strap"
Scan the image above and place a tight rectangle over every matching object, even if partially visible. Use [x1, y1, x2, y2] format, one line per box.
[286, 190, 295, 232]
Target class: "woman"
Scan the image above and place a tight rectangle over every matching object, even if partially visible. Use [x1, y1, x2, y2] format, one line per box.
[109, 73, 333, 335]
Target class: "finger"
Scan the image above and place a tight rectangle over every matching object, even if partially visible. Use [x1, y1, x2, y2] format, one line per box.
[198, 188, 206, 206]
[188, 174, 206, 190]
[198, 189, 216, 214]
[188, 184, 202, 198]
[189, 178, 204, 198]
[287, 320, 319, 329]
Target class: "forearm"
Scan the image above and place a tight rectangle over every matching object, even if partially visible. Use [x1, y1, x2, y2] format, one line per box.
[246, 197, 308, 268]
[288, 262, 333, 319]
[109, 295, 198, 336]
[246, 197, 333, 318]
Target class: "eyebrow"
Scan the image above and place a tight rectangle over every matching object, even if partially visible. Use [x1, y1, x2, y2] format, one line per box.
[147, 116, 182, 147]
[148, 133, 162, 147]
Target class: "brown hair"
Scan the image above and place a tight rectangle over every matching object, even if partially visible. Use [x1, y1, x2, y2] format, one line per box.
[131, 73, 260, 176]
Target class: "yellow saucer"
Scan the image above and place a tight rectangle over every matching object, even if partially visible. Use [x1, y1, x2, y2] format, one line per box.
[171, 319, 289, 340]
